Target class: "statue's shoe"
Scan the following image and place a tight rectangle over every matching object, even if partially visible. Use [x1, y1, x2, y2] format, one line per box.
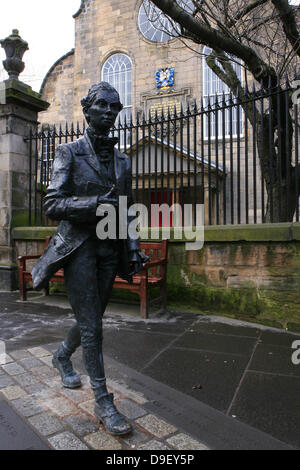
[52, 347, 82, 389]
[94, 393, 132, 436]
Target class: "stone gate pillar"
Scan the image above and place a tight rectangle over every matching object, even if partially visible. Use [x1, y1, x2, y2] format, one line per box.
[0, 30, 49, 289]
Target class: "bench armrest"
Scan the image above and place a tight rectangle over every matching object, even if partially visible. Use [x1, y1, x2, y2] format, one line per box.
[18, 255, 41, 261]
[18, 254, 41, 271]
[145, 259, 167, 269]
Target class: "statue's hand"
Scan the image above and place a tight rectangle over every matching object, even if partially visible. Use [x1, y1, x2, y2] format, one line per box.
[128, 250, 149, 276]
[97, 185, 118, 207]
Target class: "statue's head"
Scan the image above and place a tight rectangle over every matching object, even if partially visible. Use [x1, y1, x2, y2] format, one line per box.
[81, 82, 123, 134]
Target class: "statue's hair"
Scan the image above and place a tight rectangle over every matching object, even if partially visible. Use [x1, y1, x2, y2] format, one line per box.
[81, 82, 123, 115]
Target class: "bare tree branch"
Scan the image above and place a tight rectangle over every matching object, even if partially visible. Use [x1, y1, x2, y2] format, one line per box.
[271, 0, 300, 59]
[149, 0, 277, 85]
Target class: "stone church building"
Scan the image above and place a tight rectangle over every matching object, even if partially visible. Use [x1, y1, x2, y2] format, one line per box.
[39, 0, 207, 125]
[38, 0, 258, 226]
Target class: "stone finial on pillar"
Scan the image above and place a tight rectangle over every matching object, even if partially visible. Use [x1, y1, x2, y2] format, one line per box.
[0, 29, 29, 80]
[0, 31, 49, 291]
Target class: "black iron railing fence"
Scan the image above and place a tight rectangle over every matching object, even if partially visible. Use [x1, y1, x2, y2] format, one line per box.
[26, 79, 300, 227]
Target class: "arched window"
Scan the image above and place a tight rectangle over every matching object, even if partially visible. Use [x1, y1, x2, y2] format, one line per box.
[102, 53, 132, 145]
[203, 47, 243, 138]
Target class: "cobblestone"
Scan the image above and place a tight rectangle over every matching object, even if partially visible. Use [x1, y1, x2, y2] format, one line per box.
[78, 399, 95, 417]
[0, 349, 209, 451]
[19, 357, 44, 369]
[48, 432, 89, 450]
[138, 440, 171, 450]
[11, 395, 46, 417]
[136, 414, 177, 438]
[107, 379, 147, 405]
[28, 347, 52, 358]
[64, 414, 99, 437]
[28, 412, 65, 436]
[0, 375, 15, 388]
[9, 350, 32, 360]
[2, 362, 26, 376]
[84, 430, 122, 450]
[30, 365, 58, 379]
[122, 428, 149, 448]
[0, 385, 27, 400]
[13, 373, 40, 388]
[0, 354, 13, 365]
[115, 398, 147, 420]
[42, 397, 78, 417]
[39, 356, 54, 367]
[60, 387, 93, 404]
[167, 433, 210, 450]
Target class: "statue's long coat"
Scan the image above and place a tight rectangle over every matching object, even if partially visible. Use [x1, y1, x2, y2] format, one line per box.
[31, 131, 139, 290]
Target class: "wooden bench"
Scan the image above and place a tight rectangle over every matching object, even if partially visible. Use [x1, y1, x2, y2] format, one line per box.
[18, 238, 168, 319]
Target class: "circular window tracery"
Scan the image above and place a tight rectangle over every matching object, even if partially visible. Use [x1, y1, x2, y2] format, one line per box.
[138, 0, 194, 43]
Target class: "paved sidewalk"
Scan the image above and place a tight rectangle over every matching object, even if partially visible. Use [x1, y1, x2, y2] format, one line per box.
[0, 345, 209, 450]
[1, 291, 300, 450]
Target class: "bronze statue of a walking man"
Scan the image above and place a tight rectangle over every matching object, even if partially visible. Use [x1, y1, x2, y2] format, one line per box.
[32, 82, 147, 436]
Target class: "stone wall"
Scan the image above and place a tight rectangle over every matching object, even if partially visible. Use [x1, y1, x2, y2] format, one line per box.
[12, 223, 300, 331]
[40, 51, 75, 125]
[0, 79, 49, 289]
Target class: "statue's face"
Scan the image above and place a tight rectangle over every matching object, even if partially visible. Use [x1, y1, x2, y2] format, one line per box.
[85, 88, 122, 134]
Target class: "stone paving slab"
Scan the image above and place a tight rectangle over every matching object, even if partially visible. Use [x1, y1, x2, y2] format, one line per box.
[0, 385, 28, 400]
[28, 412, 66, 436]
[64, 414, 99, 437]
[0, 347, 210, 451]
[0, 354, 13, 365]
[84, 430, 123, 450]
[48, 432, 89, 450]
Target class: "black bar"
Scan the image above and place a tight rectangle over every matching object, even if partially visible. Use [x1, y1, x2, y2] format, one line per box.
[167, 108, 171, 224]
[40, 127, 45, 225]
[154, 110, 158, 209]
[295, 95, 299, 222]
[142, 113, 146, 210]
[244, 88, 249, 224]
[135, 112, 139, 207]
[260, 86, 265, 223]
[276, 79, 282, 222]
[207, 97, 212, 225]
[215, 97, 219, 225]
[284, 82, 291, 222]
[193, 101, 197, 226]
[180, 104, 184, 223]
[252, 85, 257, 224]
[229, 93, 234, 224]
[34, 130, 38, 225]
[173, 105, 177, 209]
[186, 104, 191, 209]
[268, 82, 274, 223]
[200, 99, 205, 223]
[222, 93, 227, 225]
[28, 128, 33, 226]
[148, 111, 152, 227]
[160, 108, 164, 212]
[236, 96, 241, 224]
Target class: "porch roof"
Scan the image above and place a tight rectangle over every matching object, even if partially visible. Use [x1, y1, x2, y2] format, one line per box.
[124, 135, 227, 175]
